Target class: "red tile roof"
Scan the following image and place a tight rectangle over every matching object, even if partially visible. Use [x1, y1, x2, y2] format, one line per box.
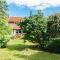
[8, 17, 22, 30]
[8, 17, 22, 23]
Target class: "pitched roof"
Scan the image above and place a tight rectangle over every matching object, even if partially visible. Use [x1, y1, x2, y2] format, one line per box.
[8, 17, 22, 30]
[8, 17, 22, 23]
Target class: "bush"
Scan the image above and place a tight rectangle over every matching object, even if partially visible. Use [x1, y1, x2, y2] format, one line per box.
[44, 13, 60, 51]
[19, 10, 47, 46]
[45, 38, 60, 52]
[0, 18, 11, 48]
[0, 33, 11, 48]
[0, 0, 11, 48]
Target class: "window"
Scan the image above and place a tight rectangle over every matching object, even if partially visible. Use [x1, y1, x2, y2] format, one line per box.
[16, 30, 21, 33]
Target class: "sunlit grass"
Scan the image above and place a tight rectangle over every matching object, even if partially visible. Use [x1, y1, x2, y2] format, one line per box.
[0, 39, 60, 60]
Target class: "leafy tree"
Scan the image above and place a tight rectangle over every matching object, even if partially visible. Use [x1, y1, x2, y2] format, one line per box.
[0, 0, 8, 16]
[19, 10, 47, 47]
[47, 13, 60, 38]
[0, 0, 11, 48]
[45, 13, 60, 50]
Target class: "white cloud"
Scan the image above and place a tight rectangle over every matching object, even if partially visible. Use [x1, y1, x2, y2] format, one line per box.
[6, 0, 60, 10]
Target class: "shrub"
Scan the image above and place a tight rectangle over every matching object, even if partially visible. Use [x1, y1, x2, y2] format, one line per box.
[0, 25, 11, 48]
[0, 0, 11, 48]
[43, 38, 60, 52]
[19, 10, 47, 47]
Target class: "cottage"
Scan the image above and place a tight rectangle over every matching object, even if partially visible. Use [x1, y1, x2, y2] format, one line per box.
[8, 17, 22, 36]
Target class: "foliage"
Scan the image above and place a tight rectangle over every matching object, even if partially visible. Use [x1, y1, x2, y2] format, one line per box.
[0, 0, 8, 16]
[19, 11, 60, 51]
[19, 10, 47, 47]
[44, 13, 60, 50]
[47, 13, 60, 38]
[18, 8, 60, 52]
[0, 0, 11, 48]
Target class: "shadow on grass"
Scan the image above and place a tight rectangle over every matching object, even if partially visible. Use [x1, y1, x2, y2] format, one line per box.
[13, 51, 60, 60]
[7, 43, 60, 54]
[7, 44, 39, 51]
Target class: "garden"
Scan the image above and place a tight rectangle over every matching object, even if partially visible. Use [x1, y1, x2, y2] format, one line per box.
[0, 0, 60, 60]
[0, 39, 60, 60]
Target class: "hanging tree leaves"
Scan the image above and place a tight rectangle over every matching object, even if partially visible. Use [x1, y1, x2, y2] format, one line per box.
[0, 0, 11, 48]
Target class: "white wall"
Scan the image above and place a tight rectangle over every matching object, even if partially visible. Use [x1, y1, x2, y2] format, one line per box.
[11, 30, 16, 36]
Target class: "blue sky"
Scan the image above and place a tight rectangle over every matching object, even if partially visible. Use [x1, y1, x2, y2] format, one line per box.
[8, 4, 32, 17]
[43, 6, 60, 16]
[7, 0, 60, 17]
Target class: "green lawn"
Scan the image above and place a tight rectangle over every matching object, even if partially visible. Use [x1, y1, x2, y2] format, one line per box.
[0, 39, 60, 60]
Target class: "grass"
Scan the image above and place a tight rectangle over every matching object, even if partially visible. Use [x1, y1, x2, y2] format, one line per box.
[0, 39, 60, 60]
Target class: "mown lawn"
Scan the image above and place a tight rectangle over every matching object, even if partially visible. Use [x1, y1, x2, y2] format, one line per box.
[0, 39, 60, 60]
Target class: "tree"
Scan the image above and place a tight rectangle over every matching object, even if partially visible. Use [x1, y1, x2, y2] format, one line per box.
[45, 13, 60, 51]
[0, 0, 11, 48]
[47, 13, 60, 38]
[19, 10, 47, 47]
[0, 0, 8, 16]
